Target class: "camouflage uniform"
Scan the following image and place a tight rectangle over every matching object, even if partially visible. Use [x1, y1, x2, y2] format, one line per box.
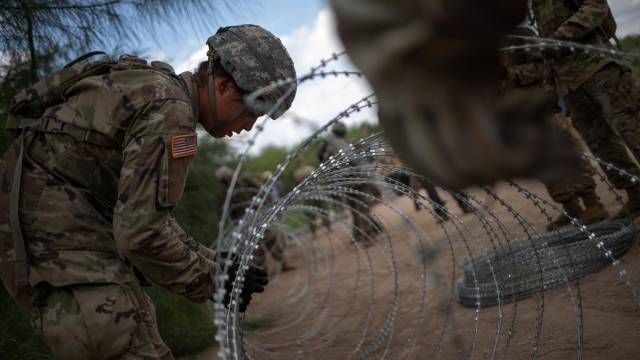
[321, 132, 383, 244]
[503, 24, 609, 226]
[1, 24, 295, 358]
[502, 32, 599, 204]
[0, 56, 218, 359]
[532, 0, 640, 190]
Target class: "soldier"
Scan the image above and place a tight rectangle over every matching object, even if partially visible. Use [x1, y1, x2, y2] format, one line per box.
[531, 0, 640, 218]
[383, 154, 474, 223]
[501, 25, 609, 230]
[319, 122, 384, 245]
[215, 166, 292, 272]
[0, 24, 295, 359]
[293, 158, 332, 236]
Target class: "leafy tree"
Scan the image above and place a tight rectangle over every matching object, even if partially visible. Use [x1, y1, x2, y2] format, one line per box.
[0, 0, 232, 81]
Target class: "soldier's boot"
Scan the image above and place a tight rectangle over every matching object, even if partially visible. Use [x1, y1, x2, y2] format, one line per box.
[546, 198, 583, 231]
[580, 192, 608, 224]
[612, 185, 640, 220]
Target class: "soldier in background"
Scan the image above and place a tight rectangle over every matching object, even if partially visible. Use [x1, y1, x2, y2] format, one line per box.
[502, 25, 609, 230]
[531, 0, 640, 218]
[0, 25, 293, 359]
[319, 122, 384, 245]
[384, 154, 474, 223]
[293, 158, 332, 236]
[216, 167, 293, 272]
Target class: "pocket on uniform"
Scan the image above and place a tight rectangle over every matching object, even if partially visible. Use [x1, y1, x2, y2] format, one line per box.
[156, 135, 196, 208]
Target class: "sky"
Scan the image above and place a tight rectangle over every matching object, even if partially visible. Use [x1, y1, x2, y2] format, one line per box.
[142, 0, 640, 153]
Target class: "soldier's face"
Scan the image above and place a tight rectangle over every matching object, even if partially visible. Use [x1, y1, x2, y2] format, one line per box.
[199, 76, 259, 138]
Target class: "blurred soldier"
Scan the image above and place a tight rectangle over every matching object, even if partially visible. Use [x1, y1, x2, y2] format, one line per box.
[216, 167, 292, 272]
[0, 25, 294, 359]
[330, 0, 574, 189]
[320, 122, 384, 245]
[384, 155, 474, 222]
[502, 25, 608, 230]
[293, 158, 332, 236]
[262, 170, 283, 201]
[531, 0, 640, 218]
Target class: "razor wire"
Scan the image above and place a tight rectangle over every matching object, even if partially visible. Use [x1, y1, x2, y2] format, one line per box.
[209, 45, 640, 360]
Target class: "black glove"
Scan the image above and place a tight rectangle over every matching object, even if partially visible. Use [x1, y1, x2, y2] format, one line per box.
[215, 252, 268, 312]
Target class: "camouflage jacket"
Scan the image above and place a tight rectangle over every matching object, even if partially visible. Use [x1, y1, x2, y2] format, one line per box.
[531, 0, 615, 92]
[501, 38, 547, 91]
[0, 57, 219, 303]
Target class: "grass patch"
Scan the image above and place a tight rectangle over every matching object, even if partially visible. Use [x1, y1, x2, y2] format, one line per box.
[0, 287, 52, 360]
[0, 285, 216, 359]
[146, 287, 216, 357]
[240, 314, 274, 332]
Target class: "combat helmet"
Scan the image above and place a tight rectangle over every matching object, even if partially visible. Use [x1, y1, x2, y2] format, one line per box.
[206, 24, 297, 120]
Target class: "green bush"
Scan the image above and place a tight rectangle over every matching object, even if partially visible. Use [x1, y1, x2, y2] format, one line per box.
[0, 287, 52, 360]
[146, 287, 216, 357]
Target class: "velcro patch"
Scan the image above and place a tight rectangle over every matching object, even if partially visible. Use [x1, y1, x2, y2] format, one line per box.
[171, 134, 198, 158]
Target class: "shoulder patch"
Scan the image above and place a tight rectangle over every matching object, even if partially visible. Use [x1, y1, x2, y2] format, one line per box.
[171, 134, 198, 158]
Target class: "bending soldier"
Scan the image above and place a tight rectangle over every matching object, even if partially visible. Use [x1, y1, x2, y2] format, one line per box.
[531, 0, 640, 218]
[215, 166, 293, 272]
[293, 158, 332, 236]
[0, 25, 296, 359]
[502, 25, 608, 230]
[319, 122, 384, 246]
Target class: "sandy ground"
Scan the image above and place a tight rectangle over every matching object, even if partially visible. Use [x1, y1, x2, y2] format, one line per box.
[181, 180, 640, 360]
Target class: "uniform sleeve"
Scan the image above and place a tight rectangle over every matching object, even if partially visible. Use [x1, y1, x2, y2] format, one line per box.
[556, 0, 609, 40]
[506, 62, 547, 87]
[113, 99, 220, 303]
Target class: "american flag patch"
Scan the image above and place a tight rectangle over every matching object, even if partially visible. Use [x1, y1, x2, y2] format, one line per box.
[171, 134, 198, 158]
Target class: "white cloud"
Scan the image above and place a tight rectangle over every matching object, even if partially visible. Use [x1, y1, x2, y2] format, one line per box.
[175, 45, 209, 74]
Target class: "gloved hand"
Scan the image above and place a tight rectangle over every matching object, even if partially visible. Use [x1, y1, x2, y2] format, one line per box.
[215, 252, 268, 312]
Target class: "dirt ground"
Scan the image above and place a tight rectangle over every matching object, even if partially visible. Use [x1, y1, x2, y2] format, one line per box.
[182, 181, 640, 360]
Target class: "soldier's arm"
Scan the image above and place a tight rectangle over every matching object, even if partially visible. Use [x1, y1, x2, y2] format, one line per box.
[113, 99, 220, 303]
[555, 0, 609, 40]
[506, 62, 547, 87]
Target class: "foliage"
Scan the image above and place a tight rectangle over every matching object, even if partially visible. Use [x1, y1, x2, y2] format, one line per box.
[240, 314, 273, 332]
[0, 288, 51, 359]
[619, 34, 640, 75]
[0, 0, 231, 81]
[146, 287, 216, 357]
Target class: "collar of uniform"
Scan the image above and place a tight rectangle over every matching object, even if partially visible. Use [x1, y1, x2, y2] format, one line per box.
[179, 71, 199, 122]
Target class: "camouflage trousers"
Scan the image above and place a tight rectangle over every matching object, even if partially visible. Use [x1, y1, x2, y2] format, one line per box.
[568, 62, 640, 189]
[347, 183, 383, 244]
[542, 118, 597, 203]
[13, 282, 172, 360]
